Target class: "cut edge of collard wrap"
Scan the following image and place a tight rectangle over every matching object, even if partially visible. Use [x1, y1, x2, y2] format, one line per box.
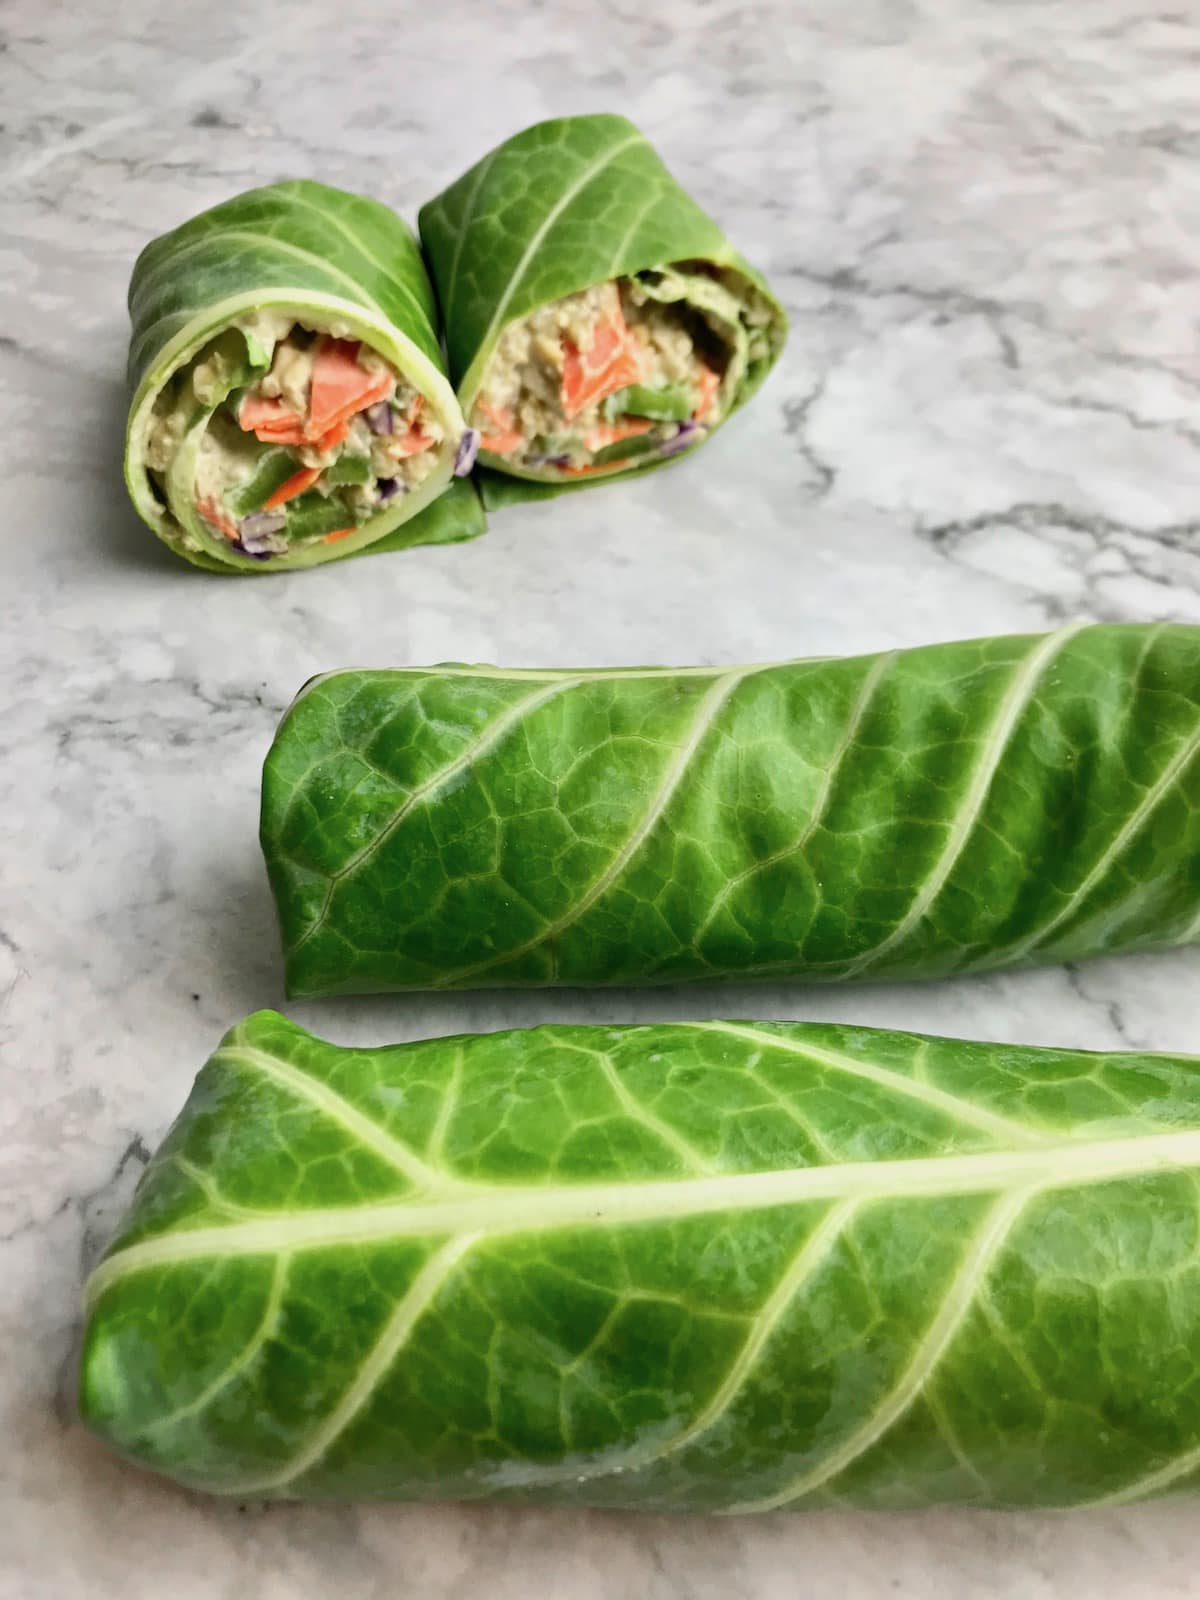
[418, 114, 788, 500]
[124, 179, 480, 574]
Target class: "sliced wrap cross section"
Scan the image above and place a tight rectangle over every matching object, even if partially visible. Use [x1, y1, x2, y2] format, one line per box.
[125, 180, 483, 572]
[419, 115, 787, 502]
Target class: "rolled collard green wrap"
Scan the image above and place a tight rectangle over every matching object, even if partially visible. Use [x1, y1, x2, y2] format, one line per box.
[125, 180, 482, 572]
[261, 623, 1200, 997]
[418, 115, 787, 502]
[82, 1010, 1200, 1509]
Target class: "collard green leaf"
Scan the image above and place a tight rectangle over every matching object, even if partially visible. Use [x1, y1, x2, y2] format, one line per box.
[418, 115, 787, 493]
[475, 464, 567, 509]
[357, 474, 485, 557]
[82, 1009, 1200, 1509]
[124, 180, 476, 572]
[260, 623, 1200, 998]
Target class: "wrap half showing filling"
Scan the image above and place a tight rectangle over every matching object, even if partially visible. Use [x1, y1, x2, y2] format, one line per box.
[141, 314, 465, 565]
[418, 115, 789, 498]
[471, 269, 777, 478]
[124, 180, 476, 573]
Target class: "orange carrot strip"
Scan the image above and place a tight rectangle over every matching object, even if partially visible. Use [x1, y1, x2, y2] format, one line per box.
[239, 394, 305, 439]
[256, 429, 307, 446]
[477, 400, 515, 429]
[263, 466, 321, 509]
[561, 291, 652, 420]
[479, 432, 524, 454]
[308, 338, 393, 439]
[310, 376, 391, 440]
[560, 333, 628, 417]
[693, 364, 721, 421]
[561, 337, 648, 420]
[196, 497, 240, 540]
[240, 339, 401, 454]
[475, 400, 524, 455]
[390, 428, 434, 459]
[314, 420, 351, 453]
[322, 526, 360, 543]
[560, 459, 628, 476]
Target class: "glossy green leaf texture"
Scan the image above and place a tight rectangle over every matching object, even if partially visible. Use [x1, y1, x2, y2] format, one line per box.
[82, 1009, 1200, 1509]
[129, 179, 445, 387]
[124, 179, 478, 570]
[418, 113, 788, 491]
[260, 623, 1200, 998]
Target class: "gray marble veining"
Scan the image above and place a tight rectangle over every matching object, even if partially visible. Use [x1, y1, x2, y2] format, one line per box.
[2, 2, 1199, 1595]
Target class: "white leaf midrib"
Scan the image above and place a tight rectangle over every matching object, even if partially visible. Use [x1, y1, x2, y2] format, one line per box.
[304, 660, 794, 685]
[220, 1041, 452, 1192]
[588, 1044, 715, 1175]
[87, 1123, 1200, 1301]
[289, 676, 580, 954]
[603, 186, 663, 279]
[725, 1186, 1032, 1512]
[432, 667, 749, 986]
[605, 1199, 858, 1475]
[489, 1197, 862, 1494]
[220, 1234, 479, 1495]
[1087, 1437, 1200, 1508]
[130, 229, 390, 322]
[994, 719, 1200, 965]
[437, 147, 501, 326]
[270, 184, 435, 341]
[462, 130, 645, 396]
[690, 650, 893, 946]
[141, 1255, 291, 1437]
[702, 1023, 1050, 1147]
[844, 623, 1087, 977]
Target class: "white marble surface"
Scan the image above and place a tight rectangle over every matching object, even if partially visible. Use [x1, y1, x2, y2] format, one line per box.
[2, 1, 1199, 1594]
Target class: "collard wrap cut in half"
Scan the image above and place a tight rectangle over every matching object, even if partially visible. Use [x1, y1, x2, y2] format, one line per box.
[418, 115, 787, 502]
[82, 1011, 1200, 1509]
[125, 180, 483, 572]
[262, 623, 1200, 998]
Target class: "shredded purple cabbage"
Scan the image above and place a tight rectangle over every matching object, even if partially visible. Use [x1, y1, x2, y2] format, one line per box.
[377, 478, 407, 502]
[365, 401, 393, 435]
[660, 421, 703, 457]
[526, 452, 572, 469]
[230, 539, 273, 561]
[236, 509, 289, 556]
[240, 510, 287, 539]
[454, 428, 480, 477]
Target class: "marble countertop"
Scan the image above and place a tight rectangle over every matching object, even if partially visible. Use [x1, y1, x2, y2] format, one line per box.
[3, 1, 1199, 1594]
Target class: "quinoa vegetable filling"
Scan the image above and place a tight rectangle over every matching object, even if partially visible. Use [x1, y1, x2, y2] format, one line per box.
[144, 315, 459, 561]
[470, 266, 778, 477]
